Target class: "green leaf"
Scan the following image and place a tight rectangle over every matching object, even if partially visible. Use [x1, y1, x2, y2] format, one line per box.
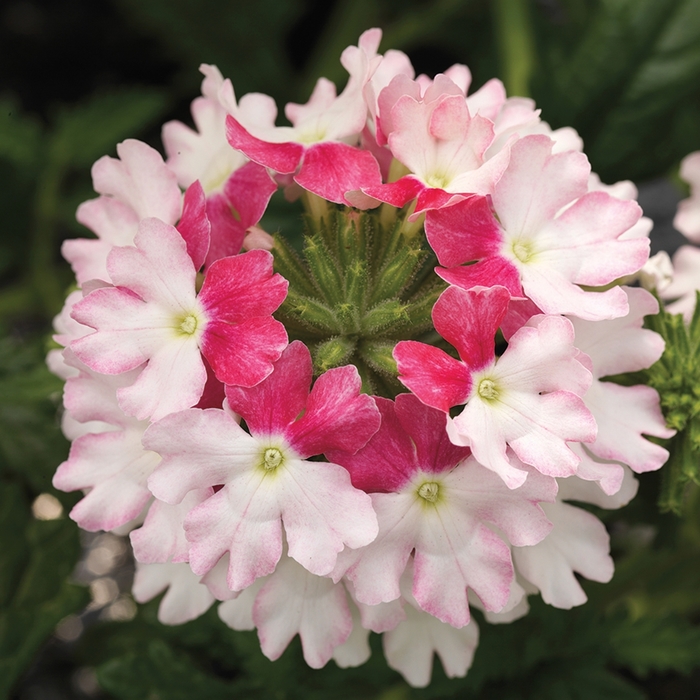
[0, 579, 88, 699]
[610, 615, 700, 677]
[49, 87, 168, 169]
[0, 338, 68, 493]
[0, 482, 30, 609]
[97, 640, 240, 700]
[532, 0, 700, 182]
[524, 663, 645, 700]
[0, 98, 43, 173]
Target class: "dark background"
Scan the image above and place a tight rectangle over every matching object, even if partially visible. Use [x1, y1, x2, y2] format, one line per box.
[2, 1, 700, 698]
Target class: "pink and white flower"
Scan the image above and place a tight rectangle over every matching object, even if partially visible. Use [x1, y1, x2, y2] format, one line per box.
[426, 135, 648, 321]
[144, 341, 380, 591]
[225, 30, 383, 206]
[674, 151, 700, 241]
[329, 393, 556, 627]
[63, 139, 184, 285]
[163, 64, 278, 265]
[394, 285, 595, 488]
[363, 73, 512, 214]
[70, 217, 288, 421]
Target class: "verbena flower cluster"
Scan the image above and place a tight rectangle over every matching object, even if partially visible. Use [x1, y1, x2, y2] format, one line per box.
[48, 29, 674, 687]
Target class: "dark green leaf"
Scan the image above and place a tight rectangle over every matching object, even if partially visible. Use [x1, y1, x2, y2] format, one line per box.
[49, 88, 168, 169]
[0, 98, 43, 173]
[610, 615, 700, 677]
[532, 0, 700, 182]
[97, 639, 239, 700]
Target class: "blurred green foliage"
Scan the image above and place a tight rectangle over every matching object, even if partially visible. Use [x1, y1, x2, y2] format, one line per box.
[2, 0, 700, 697]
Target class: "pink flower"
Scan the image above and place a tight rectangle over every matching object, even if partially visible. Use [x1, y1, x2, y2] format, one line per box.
[144, 341, 380, 591]
[426, 135, 648, 321]
[329, 394, 556, 627]
[570, 287, 674, 483]
[225, 30, 383, 206]
[71, 217, 288, 421]
[394, 285, 595, 488]
[674, 151, 700, 241]
[363, 73, 512, 214]
[63, 139, 183, 285]
[163, 64, 278, 266]
[53, 351, 159, 531]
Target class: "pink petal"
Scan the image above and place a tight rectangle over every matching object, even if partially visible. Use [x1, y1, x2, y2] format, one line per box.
[436, 257, 523, 298]
[278, 458, 379, 575]
[130, 489, 213, 564]
[384, 569, 479, 688]
[413, 515, 513, 626]
[225, 115, 303, 174]
[432, 286, 510, 371]
[132, 562, 215, 625]
[145, 408, 258, 504]
[294, 142, 383, 205]
[71, 288, 166, 375]
[394, 341, 472, 412]
[513, 501, 613, 609]
[201, 315, 288, 387]
[567, 443, 625, 497]
[585, 382, 673, 473]
[425, 195, 503, 267]
[362, 176, 425, 207]
[204, 162, 278, 267]
[198, 249, 288, 324]
[185, 477, 284, 590]
[107, 218, 198, 307]
[220, 160, 277, 227]
[55, 429, 158, 531]
[254, 555, 352, 668]
[92, 139, 181, 225]
[327, 396, 421, 493]
[492, 135, 590, 236]
[224, 340, 312, 438]
[176, 180, 210, 270]
[452, 455, 556, 546]
[342, 492, 420, 605]
[287, 364, 381, 458]
[394, 393, 471, 474]
[413, 188, 469, 215]
[116, 336, 207, 421]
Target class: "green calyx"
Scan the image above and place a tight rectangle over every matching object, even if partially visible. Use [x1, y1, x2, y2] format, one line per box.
[628, 293, 700, 514]
[272, 207, 444, 395]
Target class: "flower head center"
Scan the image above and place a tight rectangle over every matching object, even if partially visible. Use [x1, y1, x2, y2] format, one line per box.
[426, 172, 450, 189]
[263, 447, 283, 471]
[478, 378, 499, 401]
[417, 481, 440, 503]
[179, 314, 198, 335]
[512, 239, 534, 264]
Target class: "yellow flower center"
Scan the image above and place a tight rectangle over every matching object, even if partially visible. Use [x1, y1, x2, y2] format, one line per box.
[478, 378, 499, 401]
[511, 239, 535, 264]
[262, 447, 284, 472]
[179, 314, 198, 335]
[417, 481, 440, 503]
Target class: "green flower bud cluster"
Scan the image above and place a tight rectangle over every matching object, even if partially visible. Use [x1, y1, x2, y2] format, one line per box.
[272, 206, 445, 396]
[642, 293, 700, 513]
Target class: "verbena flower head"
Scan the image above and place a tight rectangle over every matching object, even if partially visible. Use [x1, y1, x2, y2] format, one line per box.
[48, 27, 672, 687]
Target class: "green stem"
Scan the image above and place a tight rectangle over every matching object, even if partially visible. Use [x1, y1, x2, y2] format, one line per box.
[301, 190, 330, 223]
[492, 0, 536, 97]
